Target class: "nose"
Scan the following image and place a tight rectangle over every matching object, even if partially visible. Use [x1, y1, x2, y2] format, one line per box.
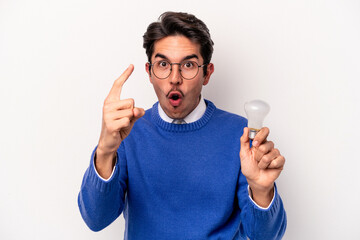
[168, 64, 183, 85]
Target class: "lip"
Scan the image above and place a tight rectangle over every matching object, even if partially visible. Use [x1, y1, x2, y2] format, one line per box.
[168, 91, 183, 107]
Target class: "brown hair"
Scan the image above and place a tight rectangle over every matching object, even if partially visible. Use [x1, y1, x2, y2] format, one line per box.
[143, 11, 214, 75]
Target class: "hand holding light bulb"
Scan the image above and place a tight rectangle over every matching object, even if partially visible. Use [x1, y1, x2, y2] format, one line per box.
[240, 99, 285, 208]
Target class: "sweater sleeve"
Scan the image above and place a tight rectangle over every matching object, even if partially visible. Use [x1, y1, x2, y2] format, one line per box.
[237, 171, 287, 239]
[78, 144, 128, 231]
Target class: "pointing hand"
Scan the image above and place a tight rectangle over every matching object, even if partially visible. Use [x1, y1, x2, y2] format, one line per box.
[97, 64, 145, 158]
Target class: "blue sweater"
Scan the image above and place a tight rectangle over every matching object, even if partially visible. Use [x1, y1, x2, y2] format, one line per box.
[78, 100, 287, 239]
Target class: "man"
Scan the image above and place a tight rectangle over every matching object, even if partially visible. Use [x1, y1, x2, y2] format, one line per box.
[78, 12, 287, 239]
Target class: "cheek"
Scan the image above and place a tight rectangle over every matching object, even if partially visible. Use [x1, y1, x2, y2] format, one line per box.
[187, 80, 204, 94]
[149, 75, 155, 84]
[152, 81, 166, 97]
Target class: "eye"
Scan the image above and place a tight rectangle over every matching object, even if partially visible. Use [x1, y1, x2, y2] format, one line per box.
[182, 61, 196, 69]
[157, 60, 169, 68]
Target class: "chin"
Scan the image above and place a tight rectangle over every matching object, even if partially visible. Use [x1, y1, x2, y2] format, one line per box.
[168, 110, 182, 119]
[166, 108, 185, 119]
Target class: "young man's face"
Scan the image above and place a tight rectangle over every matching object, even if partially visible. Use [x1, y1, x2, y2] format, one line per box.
[146, 35, 214, 119]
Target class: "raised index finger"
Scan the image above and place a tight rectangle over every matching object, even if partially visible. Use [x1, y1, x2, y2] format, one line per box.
[107, 64, 134, 101]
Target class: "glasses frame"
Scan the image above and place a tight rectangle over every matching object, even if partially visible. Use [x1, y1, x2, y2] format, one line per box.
[149, 60, 207, 80]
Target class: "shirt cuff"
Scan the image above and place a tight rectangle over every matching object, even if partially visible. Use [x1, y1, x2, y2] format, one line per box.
[247, 185, 276, 210]
[93, 152, 117, 182]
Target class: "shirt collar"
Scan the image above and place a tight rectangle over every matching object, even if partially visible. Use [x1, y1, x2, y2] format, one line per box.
[158, 95, 207, 124]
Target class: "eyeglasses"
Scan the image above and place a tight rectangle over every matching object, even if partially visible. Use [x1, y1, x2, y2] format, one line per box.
[149, 60, 206, 80]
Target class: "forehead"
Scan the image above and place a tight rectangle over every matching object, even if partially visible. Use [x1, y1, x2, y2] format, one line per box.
[152, 35, 202, 61]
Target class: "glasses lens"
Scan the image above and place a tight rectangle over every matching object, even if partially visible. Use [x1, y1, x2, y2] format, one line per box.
[180, 61, 199, 79]
[153, 60, 171, 79]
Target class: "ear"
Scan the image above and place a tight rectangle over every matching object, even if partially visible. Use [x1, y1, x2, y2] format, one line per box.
[203, 63, 214, 86]
[145, 62, 153, 83]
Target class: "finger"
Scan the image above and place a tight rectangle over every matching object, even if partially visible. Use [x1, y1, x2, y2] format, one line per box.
[133, 107, 145, 120]
[124, 107, 145, 134]
[107, 109, 134, 121]
[112, 117, 131, 131]
[252, 127, 269, 147]
[257, 147, 279, 169]
[116, 98, 135, 110]
[129, 108, 145, 126]
[107, 107, 142, 122]
[268, 155, 285, 169]
[106, 117, 131, 133]
[254, 141, 274, 162]
[240, 127, 251, 153]
[107, 64, 134, 101]
[130, 107, 144, 122]
[104, 99, 135, 113]
[107, 108, 144, 134]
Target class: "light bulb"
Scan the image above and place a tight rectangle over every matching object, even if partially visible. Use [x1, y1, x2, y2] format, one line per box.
[244, 100, 270, 139]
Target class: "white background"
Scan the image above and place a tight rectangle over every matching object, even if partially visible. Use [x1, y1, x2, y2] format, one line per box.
[1, 0, 359, 239]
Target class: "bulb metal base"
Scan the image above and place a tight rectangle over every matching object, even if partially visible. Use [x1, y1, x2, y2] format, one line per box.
[249, 128, 259, 140]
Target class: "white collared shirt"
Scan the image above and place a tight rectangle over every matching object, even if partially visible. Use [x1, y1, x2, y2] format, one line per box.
[158, 95, 206, 123]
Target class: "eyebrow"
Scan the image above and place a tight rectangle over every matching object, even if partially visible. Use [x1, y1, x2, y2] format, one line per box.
[154, 53, 199, 61]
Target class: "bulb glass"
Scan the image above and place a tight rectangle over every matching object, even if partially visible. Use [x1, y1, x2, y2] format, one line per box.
[244, 100, 270, 139]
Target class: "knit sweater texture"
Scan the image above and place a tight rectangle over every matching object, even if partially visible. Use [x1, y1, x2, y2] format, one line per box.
[78, 100, 287, 239]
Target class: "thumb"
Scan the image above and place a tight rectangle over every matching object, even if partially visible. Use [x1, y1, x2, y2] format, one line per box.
[132, 107, 145, 121]
[240, 127, 251, 154]
[127, 107, 145, 132]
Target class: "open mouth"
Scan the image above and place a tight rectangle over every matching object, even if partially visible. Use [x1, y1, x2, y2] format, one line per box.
[168, 91, 183, 107]
[170, 94, 180, 100]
